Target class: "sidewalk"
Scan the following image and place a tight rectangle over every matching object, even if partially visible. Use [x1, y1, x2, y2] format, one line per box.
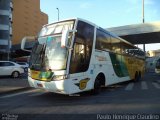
[0, 75, 31, 96]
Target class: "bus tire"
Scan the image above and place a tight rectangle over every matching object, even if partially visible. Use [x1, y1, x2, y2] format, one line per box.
[138, 71, 141, 80]
[134, 71, 139, 82]
[92, 76, 101, 95]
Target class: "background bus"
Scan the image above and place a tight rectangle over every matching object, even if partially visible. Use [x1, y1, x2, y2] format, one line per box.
[21, 18, 145, 95]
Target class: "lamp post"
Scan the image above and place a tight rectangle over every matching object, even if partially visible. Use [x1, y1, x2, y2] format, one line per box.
[142, 0, 145, 53]
[142, 0, 145, 23]
[56, 8, 59, 21]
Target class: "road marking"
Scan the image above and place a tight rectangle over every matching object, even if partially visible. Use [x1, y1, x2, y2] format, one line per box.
[0, 91, 30, 99]
[125, 83, 134, 91]
[152, 82, 160, 89]
[0, 89, 38, 99]
[141, 81, 148, 90]
[29, 92, 46, 97]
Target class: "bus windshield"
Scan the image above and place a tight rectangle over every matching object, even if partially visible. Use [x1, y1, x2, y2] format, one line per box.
[29, 35, 68, 71]
[39, 20, 75, 37]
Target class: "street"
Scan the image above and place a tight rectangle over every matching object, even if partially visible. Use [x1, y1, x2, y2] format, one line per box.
[0, 72, 160, 120]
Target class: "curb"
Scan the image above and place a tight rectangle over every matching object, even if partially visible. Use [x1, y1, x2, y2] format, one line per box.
[0, 87, 32, 96]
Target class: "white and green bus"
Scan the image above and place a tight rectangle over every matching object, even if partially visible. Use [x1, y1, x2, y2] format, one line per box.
[21, 18, 145, 95]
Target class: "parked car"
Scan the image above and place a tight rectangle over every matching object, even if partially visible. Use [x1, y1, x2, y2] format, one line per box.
[16, 62, 29, 72]
[0, 61, 24, 78]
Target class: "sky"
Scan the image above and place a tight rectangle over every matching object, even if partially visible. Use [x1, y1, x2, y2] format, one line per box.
[40, 0, 160, 51]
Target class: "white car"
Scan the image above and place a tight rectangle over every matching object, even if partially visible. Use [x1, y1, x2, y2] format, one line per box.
[0, 61, 24, 78]
[17, 62, 29, 72]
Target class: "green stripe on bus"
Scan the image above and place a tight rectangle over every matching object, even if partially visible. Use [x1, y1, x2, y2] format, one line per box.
[109, 53, 129, 77]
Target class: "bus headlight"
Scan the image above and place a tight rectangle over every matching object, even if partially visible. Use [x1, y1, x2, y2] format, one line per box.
[52, 75, 67, 81]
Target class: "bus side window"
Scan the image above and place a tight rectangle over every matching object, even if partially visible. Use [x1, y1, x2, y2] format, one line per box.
[72, 42, 85, 63]
[121, 42, 134, 56]
[110, 36, 121, 53]
[95, 29, 111, 51]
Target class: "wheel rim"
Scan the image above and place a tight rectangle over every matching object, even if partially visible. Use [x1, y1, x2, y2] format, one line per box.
[13, 72, 18, 78]
[25, 68, 28, 72]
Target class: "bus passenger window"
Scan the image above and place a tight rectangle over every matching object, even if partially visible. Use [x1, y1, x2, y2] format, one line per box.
[96, 29, 111, 51]
[110, 36, 121, 53]
[72, 42, 85, 63]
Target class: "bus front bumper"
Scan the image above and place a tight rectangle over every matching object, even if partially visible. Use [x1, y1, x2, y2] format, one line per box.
[28, 76, 69, 94]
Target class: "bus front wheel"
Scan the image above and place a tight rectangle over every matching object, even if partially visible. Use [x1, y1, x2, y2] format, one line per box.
[92, 76, 101, 94]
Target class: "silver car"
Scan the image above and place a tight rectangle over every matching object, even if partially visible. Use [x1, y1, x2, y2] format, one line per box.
[0, 61, 24, 78]
[17, 62, 29, 72]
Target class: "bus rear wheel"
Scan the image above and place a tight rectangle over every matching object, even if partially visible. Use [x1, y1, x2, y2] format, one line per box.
[134, 71, 141, 82]
[138, 71, 141, 79]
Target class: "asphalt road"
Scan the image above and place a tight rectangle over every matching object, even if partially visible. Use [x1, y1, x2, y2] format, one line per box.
[0, 72, 160, 120]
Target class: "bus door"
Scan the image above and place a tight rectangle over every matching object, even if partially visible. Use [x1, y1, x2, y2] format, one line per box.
[69, 20, 94, 90]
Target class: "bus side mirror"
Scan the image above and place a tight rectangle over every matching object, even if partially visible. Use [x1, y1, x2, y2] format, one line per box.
[61, 30, 77, 48]
[21, 36, 36, 52]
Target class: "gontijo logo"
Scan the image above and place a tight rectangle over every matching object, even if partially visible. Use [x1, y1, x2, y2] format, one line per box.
[75, 78, 90, 90]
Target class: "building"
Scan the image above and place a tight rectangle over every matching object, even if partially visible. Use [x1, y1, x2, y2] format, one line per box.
[12, 0, 48, 45]
[0, 0, 13, 60]
[10, 0, 48, 59]
[107, 21, 160, 45]
[148, 49, 160, 57]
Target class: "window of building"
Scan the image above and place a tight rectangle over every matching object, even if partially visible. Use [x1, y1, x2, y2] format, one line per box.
[0, 1, 10, 9]
[0, 30, 9, 39]
[0, 15, 9, 25]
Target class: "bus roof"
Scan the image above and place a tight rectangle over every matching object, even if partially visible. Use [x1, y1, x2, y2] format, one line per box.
[42, 18, 142, 51]
[42, 18, 97, 28]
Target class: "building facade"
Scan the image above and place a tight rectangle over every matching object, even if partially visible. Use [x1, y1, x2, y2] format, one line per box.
[12, 0, 48, 45]
[0, 0, 13, 60]
[148, 50, 160, 57]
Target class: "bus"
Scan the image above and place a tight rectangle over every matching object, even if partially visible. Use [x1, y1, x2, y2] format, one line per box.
[21, 18, 145, 95]
[155, 57, 160, 74]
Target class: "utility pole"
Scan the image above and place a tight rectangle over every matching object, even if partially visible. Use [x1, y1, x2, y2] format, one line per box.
[56, 8, 59, 21]
[142, 0, 146, 53]
[142, 0, 145, 23]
